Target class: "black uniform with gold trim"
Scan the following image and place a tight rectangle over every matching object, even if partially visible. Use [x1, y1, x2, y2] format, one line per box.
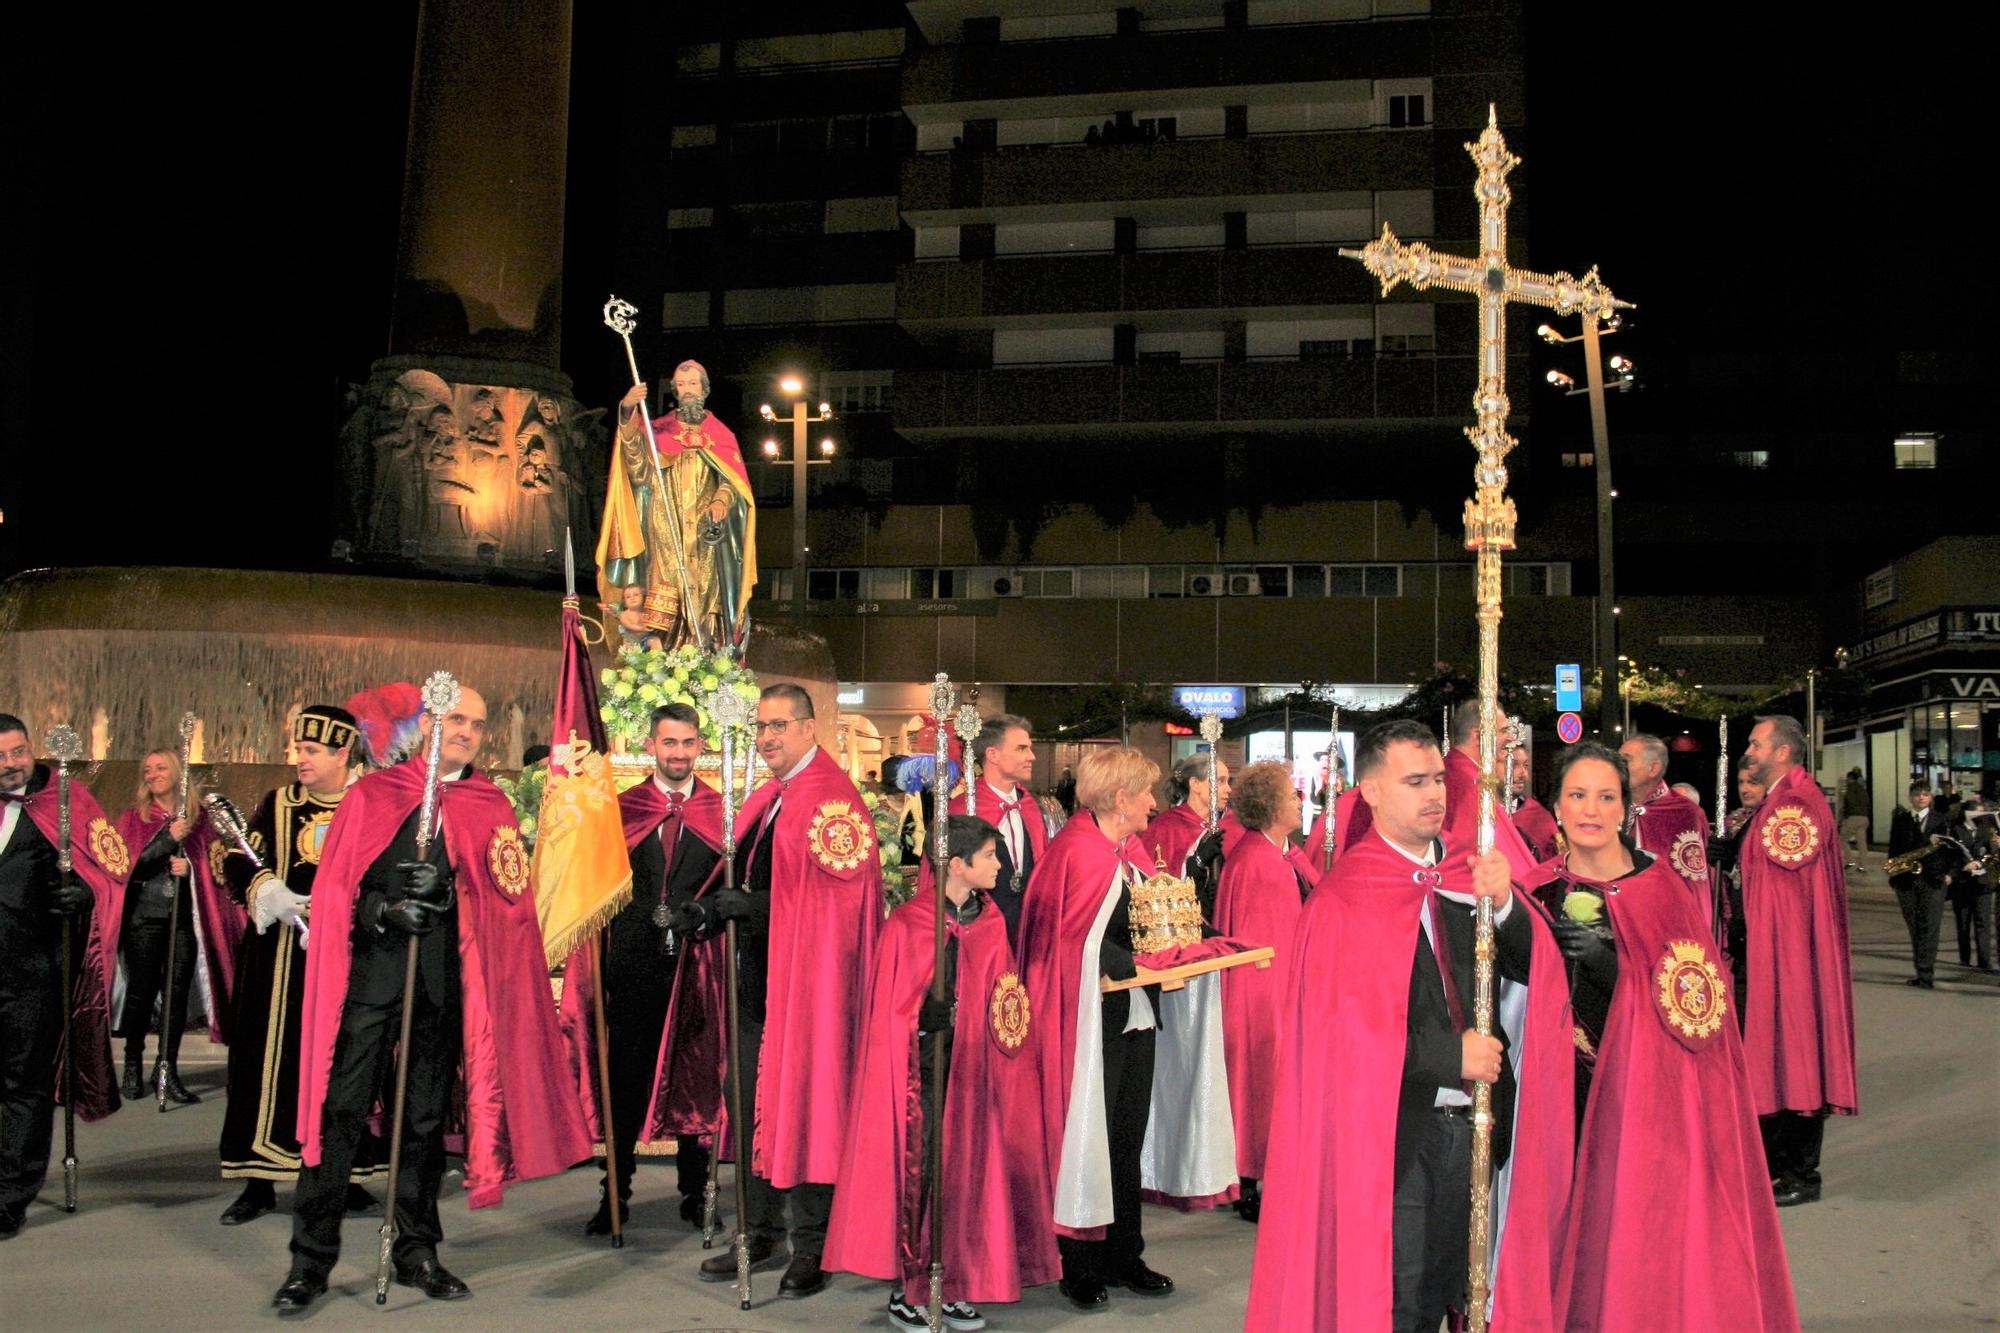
[217, 780, 385, 1195]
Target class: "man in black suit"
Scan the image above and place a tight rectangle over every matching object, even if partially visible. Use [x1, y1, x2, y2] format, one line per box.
[1888, 782, 1953, 987]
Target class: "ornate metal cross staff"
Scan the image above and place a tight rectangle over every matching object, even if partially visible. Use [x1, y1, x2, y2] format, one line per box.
[923, 674, 959, 1333]
[1198, 712, 1223, 837]
[47, 723, 85, 1209]
[704, 682, 757, 1309]
[1343, 106, 1627, 1333]
[1320, 705, 1341, 872]
[603, 294, 711, 654]
[157, 710, 199, 1112]
[1714, 714, 1730, 938]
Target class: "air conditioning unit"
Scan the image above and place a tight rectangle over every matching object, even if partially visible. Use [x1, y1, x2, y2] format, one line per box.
[1226, 573, 1261, 596]
[992, 573, 1024, 597]
[1187, 568, 1224, 597]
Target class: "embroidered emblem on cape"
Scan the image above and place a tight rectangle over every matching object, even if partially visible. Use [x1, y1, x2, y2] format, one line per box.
[807, 800, 872, 873]
[488, 825, 530, 896]
[1655, 938, 1726, 1042]
[295, 809, 335, 865]
[990, 970, 1030, 1049]
[206, 837, 229, 883]
[89, 817, 130, 878]
[1760, 804, 1819, 866]
[1669, 828, 1708, 881]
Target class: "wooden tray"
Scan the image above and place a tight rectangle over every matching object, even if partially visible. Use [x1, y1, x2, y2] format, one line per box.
[1101, 946, 1275, 993]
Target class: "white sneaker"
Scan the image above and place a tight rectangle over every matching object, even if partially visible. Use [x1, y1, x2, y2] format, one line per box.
[886, 1291, 986, 1331]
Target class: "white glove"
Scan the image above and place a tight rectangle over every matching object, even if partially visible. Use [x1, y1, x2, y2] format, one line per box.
[254, 878, 312, 936]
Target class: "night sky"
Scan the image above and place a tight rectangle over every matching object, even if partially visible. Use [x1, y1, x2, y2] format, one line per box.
[5, 7, 1984, 584]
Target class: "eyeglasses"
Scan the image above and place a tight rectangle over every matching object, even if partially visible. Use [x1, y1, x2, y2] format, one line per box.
[751, 717, 806, 736]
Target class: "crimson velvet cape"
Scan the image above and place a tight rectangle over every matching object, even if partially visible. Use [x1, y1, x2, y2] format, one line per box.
[24, 775, 128, 1120]
[1245, 831, 1574, 1332]
[1512, 797, 1560, 864]
[1740, 765, 1859, 1117]
[1445, 748, 1539, 882]
[823, 893, 1057, 1302]
[1531, 855, 1799, 1332]
[1629, 780, 1716, 900]
[732, 745, 883, 1186]
[1212, 828, 1311, 1179]
[295, 759, 589, 1207]
[1145, 801, 1205, 874]
[911, 780, 1049, 898]
[114, 801, 240, 1043]
[556, 777, 729, 1147]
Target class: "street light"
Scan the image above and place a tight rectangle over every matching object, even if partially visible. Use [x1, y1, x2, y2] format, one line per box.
[757, 372, 836, 627]
[1541, 313, 1637, 742]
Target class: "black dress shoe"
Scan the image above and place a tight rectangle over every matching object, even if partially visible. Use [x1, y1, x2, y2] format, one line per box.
[394, 1256, 471, 1300]
[272, 1272, 327, 1315]
[120, 1057, 144, 1102]
[157, 1064, 201, 1105]
[1059, 1276, 1109, 1311]
[584, 1196, 630, 1237]
[219, 1183, 276, 1226]
[1104, 1262, 1174, 1296]
[0, 1203, 24, 1239]
[1906, 976, 1935, 989]
[699, 1236, 777, 1281]
[778, 1252, 829, 1298]
[342, 1184, 381, 1214]
[1773, 1179, 1822, 1207]
[679, 1192, 705, 1226]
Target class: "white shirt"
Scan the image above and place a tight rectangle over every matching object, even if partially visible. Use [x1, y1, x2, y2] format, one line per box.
[987, 780, 1025, 868]
[1377, 830, 1510, 1106]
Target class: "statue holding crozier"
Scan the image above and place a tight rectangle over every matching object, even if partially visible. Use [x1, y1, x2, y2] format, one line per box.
[597, 297, 758, 654]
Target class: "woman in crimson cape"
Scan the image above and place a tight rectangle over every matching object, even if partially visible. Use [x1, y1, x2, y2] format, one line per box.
[1530, 742, 1798, 1332]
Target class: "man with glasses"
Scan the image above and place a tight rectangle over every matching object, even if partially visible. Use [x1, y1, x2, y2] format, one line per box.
[686, 684, 883, 1299]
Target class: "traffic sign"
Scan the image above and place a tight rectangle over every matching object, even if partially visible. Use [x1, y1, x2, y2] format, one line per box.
[1555, 663, 1582, 713]
[1556, 712, 1584, 744]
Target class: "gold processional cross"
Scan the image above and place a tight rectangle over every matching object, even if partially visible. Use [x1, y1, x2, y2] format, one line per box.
[1341, 105, 1628, 1333]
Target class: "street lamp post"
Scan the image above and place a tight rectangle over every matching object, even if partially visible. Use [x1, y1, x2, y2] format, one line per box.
[1541, 318, 1635, 743]
[758, 375, 835, 628]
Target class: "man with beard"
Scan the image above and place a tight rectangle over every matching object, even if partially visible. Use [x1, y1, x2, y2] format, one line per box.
[597, 359, 757, 652]
[273, 686, 589, 1312]
[1734, 715, 1858, 1208]
[1620, 733, 1716, 899]
[216, 705, 383, 1226]
[0, 714, 129, 1238]
[688, 683, 882, 1299]
[560, 702, 724, 1235]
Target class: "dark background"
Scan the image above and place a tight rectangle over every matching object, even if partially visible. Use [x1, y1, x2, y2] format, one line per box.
[4, 5, 1986, 585]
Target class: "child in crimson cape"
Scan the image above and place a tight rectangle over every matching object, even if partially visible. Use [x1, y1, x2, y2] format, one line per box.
[824, 816, 1058, 1331]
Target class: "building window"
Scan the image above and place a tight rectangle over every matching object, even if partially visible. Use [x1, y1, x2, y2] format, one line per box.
[911, 568, 960, 599]
[1291, 564, 1327, 597]
[1506, 564, 1570, 596]
[862, 568, 909, 600]
[1388, 93, 1427, 129]
[1377, 333, 1435, 356]
[1893, 433, 1938, 469]
[1330, 564, 1401, 597]
[1731, 450, 1770, 470]
[806, 569, 861, 601]
[1560, 452, 1596, 468]
[822, 370, 894, 412]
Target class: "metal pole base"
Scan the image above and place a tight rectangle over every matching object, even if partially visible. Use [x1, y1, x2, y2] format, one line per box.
[735, 1229, 752, 1309]
[374, 1222, 396, 1305]
[154, 1061, 169, 1113]
[700, 1177, 719, 1249]
[62, 1158, 77, 1212]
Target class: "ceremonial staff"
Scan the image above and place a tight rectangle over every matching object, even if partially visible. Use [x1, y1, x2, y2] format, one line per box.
[375, 672, 458, 1305]
[705, 683, 757, 1310]
[1714, 714, 1730, 939]
[1319, 706, 1341, 873]
[158, 711, 198, 1111]
[47, 724, 85, 1210]
[603, 295, 711, 654]
[1199, 712, 1222, 838]
[1345, 107, 1626, 1333]
[918, 678, 965, 1333]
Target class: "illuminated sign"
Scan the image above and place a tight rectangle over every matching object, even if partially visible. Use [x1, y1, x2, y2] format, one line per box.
[1173, 686, 1244, 718]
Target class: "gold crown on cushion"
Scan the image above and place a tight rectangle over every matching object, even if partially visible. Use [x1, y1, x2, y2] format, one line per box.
[292, 705, 359, 755]
[1128, 858, 1205, 955]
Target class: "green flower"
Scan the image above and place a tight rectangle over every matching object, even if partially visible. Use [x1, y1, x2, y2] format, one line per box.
[700, 673, 719, 691]
[599, 668, 616, 688]
[1562, 890, 1605, 924]
[611, 681, 634, 700]
[637, 683, 662, 704]
[673, 665, 691, 682]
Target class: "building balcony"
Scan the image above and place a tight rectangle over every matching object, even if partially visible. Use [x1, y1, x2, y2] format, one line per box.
[897, 245, 1394, 322]
[900, 130, 1434, 218]
[901, 20, 1433, 111]
[890, 357, 1526, 434]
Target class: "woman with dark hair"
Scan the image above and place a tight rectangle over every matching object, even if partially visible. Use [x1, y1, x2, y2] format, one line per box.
[1212, 760, 1311, 1223]
[1529, 743, 1799, 1331]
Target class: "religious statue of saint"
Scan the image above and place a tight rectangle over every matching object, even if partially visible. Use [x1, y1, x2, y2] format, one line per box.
[594, 359, 757, 653]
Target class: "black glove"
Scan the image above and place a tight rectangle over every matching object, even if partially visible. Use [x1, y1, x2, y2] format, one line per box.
[705, 889, 755, 924]
[394, 861, 454, 907]
[917, 994, 955, 1035]
[1705, 835, 1737, 871]
[370, 896, 441, 937]
[1551, 917, 1617, 982]
[663, 900, 706, 936]
[1099, 939, 1138, 982]
[48, 872, 90, 917]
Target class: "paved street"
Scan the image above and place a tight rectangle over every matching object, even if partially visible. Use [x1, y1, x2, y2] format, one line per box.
[6, 867, 1995, 1331]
